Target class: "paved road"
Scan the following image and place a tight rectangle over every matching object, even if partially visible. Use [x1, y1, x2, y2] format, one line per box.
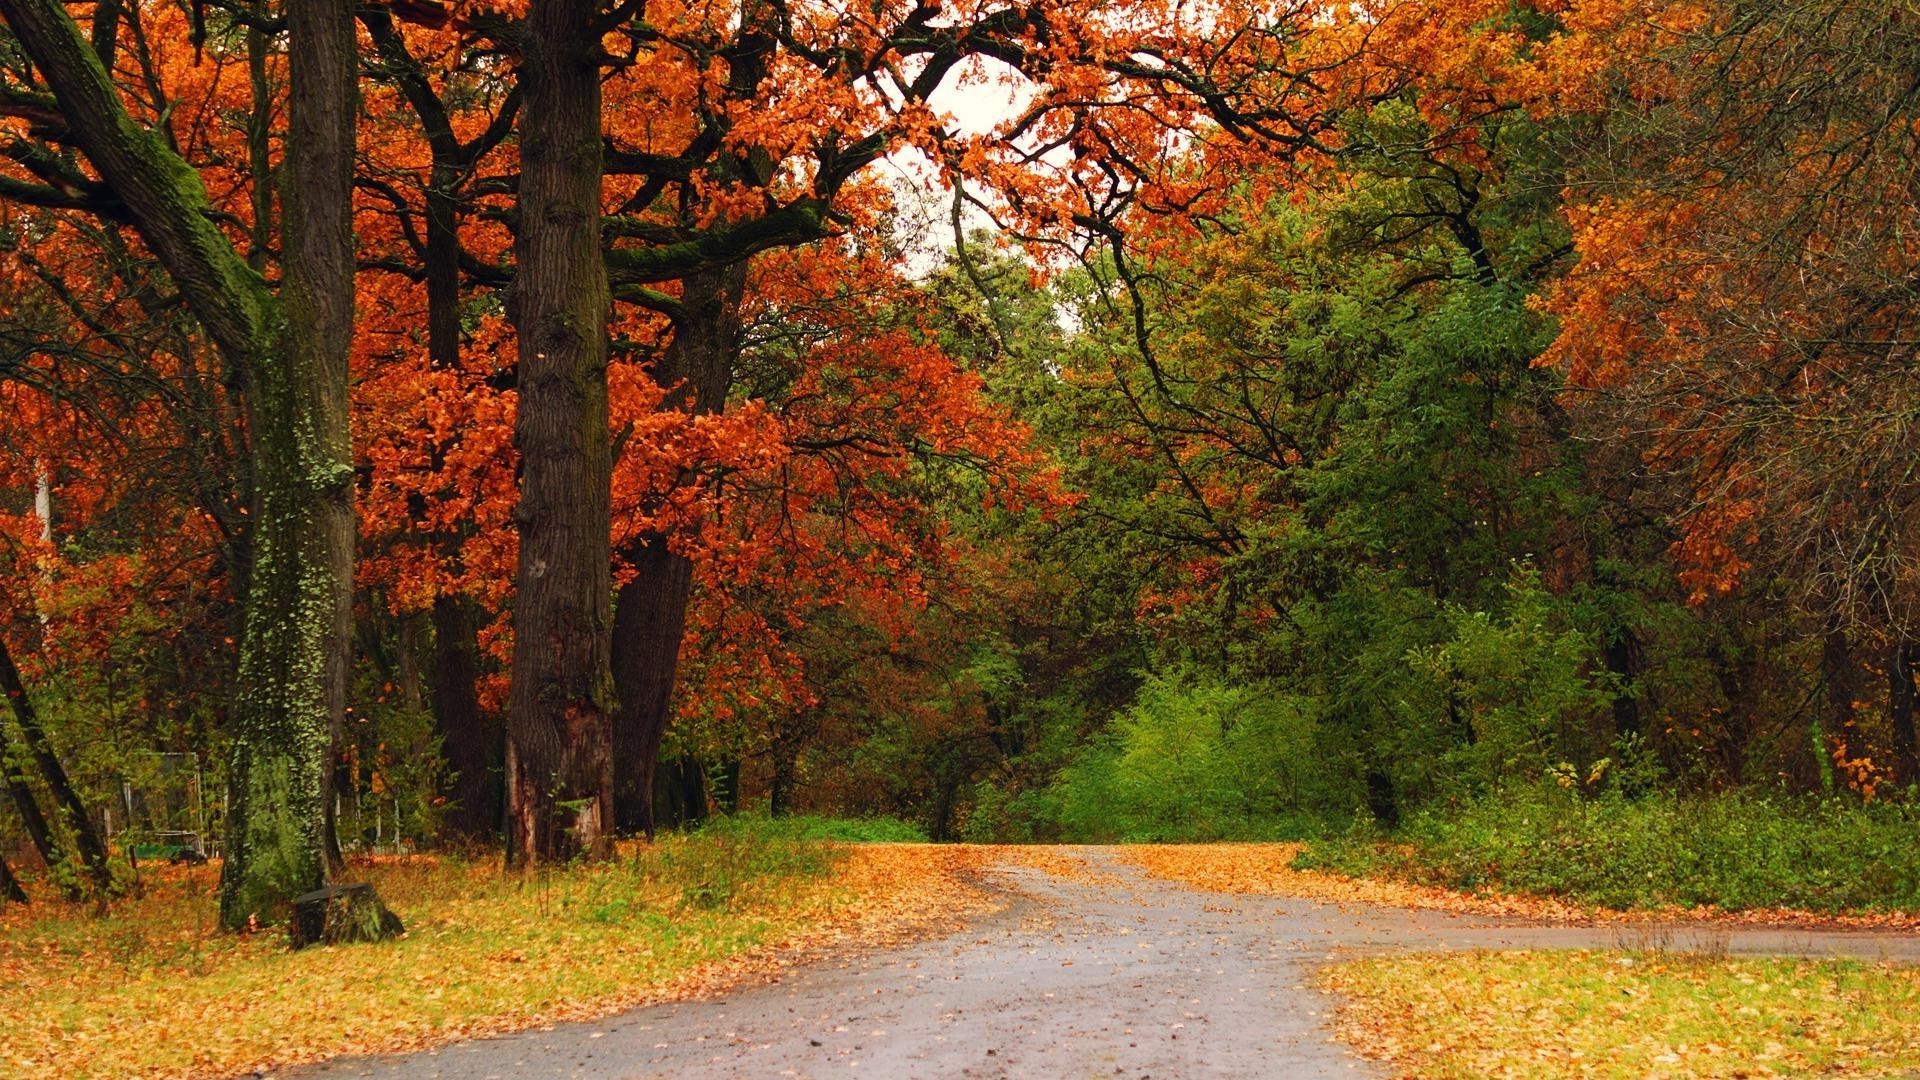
[289, 848, 1920, 1080]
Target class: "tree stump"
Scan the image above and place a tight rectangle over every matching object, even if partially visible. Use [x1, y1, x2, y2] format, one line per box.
[288, 882, 404, 948]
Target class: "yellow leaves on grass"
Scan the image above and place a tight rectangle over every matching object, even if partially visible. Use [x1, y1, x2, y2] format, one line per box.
[0, 841, 994, 1078]
[1324, 950, 1920, 1078]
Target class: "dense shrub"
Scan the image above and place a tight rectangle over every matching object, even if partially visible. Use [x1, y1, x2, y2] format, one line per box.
[1042, 672, 1352, 842]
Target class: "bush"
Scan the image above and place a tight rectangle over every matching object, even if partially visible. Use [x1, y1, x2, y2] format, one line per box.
[1049, 671, 1347, 842]
[1299, 784, 1920, 912]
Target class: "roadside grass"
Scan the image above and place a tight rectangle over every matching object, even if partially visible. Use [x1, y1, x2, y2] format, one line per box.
[1299, 787, 1920, 916]
[1325, 949, 1920, 1078]
[745, 813, 930, 843]
[0, 818, 973, 1078]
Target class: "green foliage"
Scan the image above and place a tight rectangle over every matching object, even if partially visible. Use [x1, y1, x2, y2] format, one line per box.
[1300, 785, 1920, 912]
[1045, 671, 1350, 841]
[1409, 564, 1615, 794]
[648, 813, 834, 912]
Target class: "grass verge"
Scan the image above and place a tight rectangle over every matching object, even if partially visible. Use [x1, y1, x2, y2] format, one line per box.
[1299, 787, 1920, 918]
[0, 822, 989, 1078]
[1324, 949, 1920, 1078]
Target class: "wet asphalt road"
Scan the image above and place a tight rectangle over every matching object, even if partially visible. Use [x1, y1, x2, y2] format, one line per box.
[285, 848, 1920, 1080]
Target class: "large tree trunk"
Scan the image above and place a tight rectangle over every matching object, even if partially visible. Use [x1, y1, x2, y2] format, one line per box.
[0, 0, 358, 929]
[610, 268, 747, 837]
[220, 0, 359, 926]
[504, 0, 615, 866]
[0, 633, 111, 897]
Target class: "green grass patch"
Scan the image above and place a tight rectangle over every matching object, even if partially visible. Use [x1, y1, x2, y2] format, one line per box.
[737, 813, 929, 843]
[1299, 786, 1920, 912]
[1326, 950, 1920, 1077]
[0, 828, 842, 1077]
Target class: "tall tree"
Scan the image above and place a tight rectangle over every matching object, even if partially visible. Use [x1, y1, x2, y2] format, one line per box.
[0, 0, 362, 927]
[503, 0, 617, 864]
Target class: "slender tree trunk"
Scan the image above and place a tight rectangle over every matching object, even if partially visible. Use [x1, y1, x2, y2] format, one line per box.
[768, 746, 796, 818]
[1812, 622, 1858, 791]
[1889, 637, 1919, 788]
[220, 0, 358, 926]
[421, 125, 502, 841]
[504, 0, 615, 866]
[1603, 629, 1641, 740]
[0, 719, 75, 899]
[0, 634, 111, 897]
[0, 847, 25, 904]
[433, 596, 500, 838]
[610, 268, 747, 837]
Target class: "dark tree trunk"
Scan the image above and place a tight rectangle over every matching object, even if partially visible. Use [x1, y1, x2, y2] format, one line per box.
[611, 540, 692, 835]
[1812, 622, 1857, 795]
[768, 744, 797, 818]
[1889, 638, 1919, 788]
[1603, 629, 1641, 740]
[0, 848, 25, 904]
[0, 719, 75, 899]
[928, 777, 958, 841]
[655, 756, 709, 830]
[1365, 769, 1400, 830]
[504, 0, 615, 866]
[610, 268, 747, 837]
[433, 596, 501, 838]
[0, 633, 111, 897]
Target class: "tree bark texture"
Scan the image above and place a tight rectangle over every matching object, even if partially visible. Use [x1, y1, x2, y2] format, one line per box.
[610, 267, 747, 836]
[504, 0, 616, 866]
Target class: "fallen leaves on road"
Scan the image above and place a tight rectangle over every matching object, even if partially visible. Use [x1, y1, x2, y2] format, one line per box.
[1324, 949, 1920, 1078]
[985, 845, 1126, 889]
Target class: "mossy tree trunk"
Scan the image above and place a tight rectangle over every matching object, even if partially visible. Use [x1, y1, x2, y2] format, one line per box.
[504, 0, 616, 866]
[0, 0, 358, 928]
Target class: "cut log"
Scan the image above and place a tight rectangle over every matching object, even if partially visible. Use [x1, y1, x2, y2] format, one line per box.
[288, 882, 404, 948]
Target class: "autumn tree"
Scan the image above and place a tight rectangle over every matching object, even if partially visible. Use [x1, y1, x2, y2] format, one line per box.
[0, 0, 366, 925]
[1539, 0, 1920, 789]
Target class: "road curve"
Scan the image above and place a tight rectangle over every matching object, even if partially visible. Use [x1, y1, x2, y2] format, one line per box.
[286, 847, 1920, 1079]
